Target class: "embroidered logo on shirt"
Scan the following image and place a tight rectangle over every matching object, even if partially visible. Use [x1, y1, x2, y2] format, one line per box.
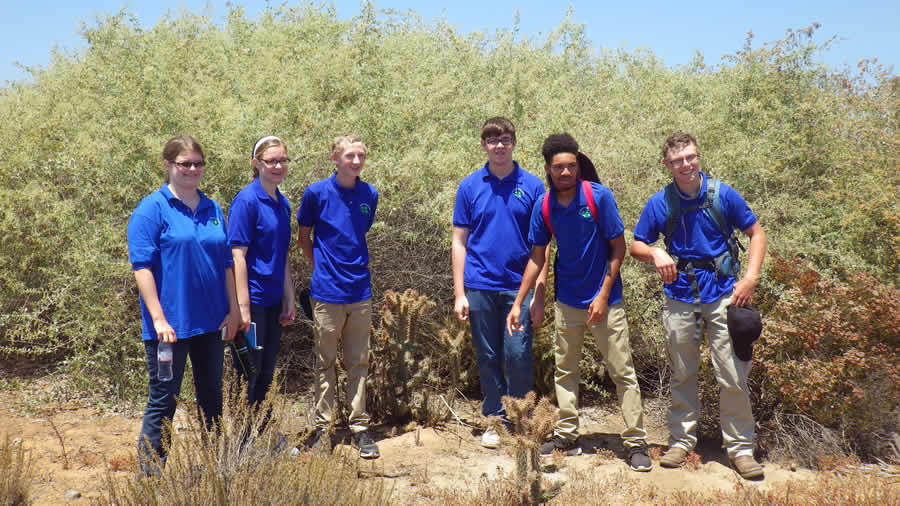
[513, 188, 523, 199]
[579, 207, 592, 219]
[359, 204, 371, 215]
[212, 219, 220, 226]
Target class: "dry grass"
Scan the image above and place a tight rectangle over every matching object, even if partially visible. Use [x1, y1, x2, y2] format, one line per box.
[0, 434, 33, 506]
[100, 371, 390, 505]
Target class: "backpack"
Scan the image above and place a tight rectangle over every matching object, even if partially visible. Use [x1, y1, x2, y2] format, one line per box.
[663, 178, 744, 303]
[541, 179, 597, 236]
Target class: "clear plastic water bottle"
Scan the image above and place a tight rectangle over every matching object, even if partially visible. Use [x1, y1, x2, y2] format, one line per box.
[157, 341, 174, 381]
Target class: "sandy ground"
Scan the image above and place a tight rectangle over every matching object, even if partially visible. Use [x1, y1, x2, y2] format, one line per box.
[2, 385, 820, 505]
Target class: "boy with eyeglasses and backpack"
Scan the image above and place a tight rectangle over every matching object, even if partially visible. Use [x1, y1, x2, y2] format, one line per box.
[630, 132, 768, 479]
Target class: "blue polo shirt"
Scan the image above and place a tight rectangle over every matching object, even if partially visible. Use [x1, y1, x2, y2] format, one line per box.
[529, 180, 624, 309]
[453, 161, 546, 291]
[633, 172, 757, 304]
[296, 174, 378, 304]
[228, 178, 292, 307]
[127, 185, 233, 341]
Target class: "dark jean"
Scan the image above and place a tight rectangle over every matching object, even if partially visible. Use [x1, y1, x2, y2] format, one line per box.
[137, 331, 224, 473]
[466, 287, 534, 418]
[232, 302, 283, 405]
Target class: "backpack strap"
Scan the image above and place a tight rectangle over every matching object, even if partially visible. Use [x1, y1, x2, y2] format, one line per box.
[581, 180, 598, 222]
[541, 192, 554, 236]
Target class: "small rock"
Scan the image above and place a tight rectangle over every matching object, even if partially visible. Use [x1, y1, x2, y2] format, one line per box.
[790, 462, 797, 472]
[65, 489, 81, 499]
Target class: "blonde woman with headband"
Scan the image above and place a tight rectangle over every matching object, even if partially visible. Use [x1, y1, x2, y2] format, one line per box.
[228, 136, 295, 406]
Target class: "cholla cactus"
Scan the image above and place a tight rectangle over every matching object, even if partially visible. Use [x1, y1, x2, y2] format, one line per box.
[367, 289, 438, 422]
[497, 392, 558, 505]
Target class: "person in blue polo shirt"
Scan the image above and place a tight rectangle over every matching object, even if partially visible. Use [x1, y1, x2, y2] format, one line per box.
[452, 117, 547, 449]
[127, 135, 240, 476]
[630, 132, 767, 479]
[228, 135, 295, 406]
[507, 133, 651, 472]
[296, 134, 380, 459]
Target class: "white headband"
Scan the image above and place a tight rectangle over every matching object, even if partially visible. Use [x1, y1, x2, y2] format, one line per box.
[252, 136, 282, 158]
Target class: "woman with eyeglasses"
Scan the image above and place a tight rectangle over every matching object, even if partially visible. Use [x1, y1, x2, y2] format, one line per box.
[127, 135, 240, 476]
[227, 136, 295, 406]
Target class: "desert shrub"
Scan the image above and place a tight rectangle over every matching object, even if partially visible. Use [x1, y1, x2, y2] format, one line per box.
[753, 254, 900, 460]
[102, 370, 389, 505]
[0, 3, 896, 466]
[0, 435, 33, 506]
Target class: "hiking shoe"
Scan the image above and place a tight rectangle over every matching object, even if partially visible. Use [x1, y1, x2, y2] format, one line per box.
[481, 429, 500, 449]
[731, 455, 764, 479]
[660, 446, 688, 468]
[539, 435, 582, 457]
[352, 430, 380, 459]
[627, 443, 652, 472]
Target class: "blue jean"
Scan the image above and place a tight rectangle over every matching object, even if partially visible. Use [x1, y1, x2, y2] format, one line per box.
[466, 288, 534, 418]
[138, 331, 224, 473]
[232, 303, 283, 405]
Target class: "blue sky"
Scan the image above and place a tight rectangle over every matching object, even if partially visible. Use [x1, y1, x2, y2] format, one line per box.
[1, 1, 896, 84]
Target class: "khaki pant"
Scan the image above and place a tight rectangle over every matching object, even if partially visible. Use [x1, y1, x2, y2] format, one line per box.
[663, 294, 755, 458]
[553, 301, 647, 447]
[312, 298, 372, 433]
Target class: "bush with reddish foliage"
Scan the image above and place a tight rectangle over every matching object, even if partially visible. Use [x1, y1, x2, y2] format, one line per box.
[754, 254, 900, 460]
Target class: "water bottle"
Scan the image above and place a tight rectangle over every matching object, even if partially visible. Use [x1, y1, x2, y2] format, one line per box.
[157, 341, 174, 381]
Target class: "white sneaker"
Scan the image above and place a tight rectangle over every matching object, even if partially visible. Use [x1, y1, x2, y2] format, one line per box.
[481, 429, 500, 449]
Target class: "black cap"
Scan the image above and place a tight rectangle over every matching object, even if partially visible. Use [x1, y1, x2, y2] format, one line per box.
[727, 305, 762, 361]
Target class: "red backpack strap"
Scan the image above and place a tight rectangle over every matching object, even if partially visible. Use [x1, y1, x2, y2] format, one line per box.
[541, 192, 554, 236]
[582, 180, 598, 222]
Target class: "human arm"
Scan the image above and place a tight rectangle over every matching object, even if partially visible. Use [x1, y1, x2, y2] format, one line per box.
[231, 246, 252, 332]
[133, 268, 177, 343]
[220, 267, 240, 341]
[297, 225, 314, 264]
[507, 245, 547, 335]
[280, 255, 296, 325]
[529, 244, 550, 327]
[731, 222, 767, 307]
[588, 234, 626, 323]
[630, 239, 677, 284]
[451, 226, 470, 322]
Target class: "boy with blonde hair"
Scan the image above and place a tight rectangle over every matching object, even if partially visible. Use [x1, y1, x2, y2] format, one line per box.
[297, 135, 379, 458]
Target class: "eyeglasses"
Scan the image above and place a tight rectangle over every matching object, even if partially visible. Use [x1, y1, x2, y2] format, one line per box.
[666, 154, 699, 168]
[549, 162, 578, 174]
[484, 136, 515, 147]
[260, 158, 291, 167]
[174, 160, 205, 169]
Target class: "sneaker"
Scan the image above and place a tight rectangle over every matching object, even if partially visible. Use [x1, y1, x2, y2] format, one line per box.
[731, 455, 764, 479]
[539, 435, 582, 457]
[481, 429, 500, 449]
[627, 443, 652, 472]
[659, 446, 688, 468]
[352, 430, 380, 459]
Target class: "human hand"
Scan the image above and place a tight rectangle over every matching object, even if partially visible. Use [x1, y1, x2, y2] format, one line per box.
[586, 294, 609, 323]
[454, 295, 469, 322]
[529, 291, 545, 327]
[506, 305, 523, 335]
[220, 312, 240, 341]
[153, 317, 177, 343]
[652, 248, 677, 284]
[731, 276, 758, 307]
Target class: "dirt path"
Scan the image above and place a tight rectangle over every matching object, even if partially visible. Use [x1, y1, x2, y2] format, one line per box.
[2, 389, 818, 504]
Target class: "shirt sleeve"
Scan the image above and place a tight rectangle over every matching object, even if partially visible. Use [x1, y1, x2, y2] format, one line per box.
[127, 201, 161, 271]
[594, 184, 625, 241]
[527, 197, 552, 247]
[368, 186, 379, 231]
[227, 194, 255, 247]
[296, 188, 318, 228]
[633, 193, 665, 245]
[721, 184, 757, 232]
[452, 181, 470, 229]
